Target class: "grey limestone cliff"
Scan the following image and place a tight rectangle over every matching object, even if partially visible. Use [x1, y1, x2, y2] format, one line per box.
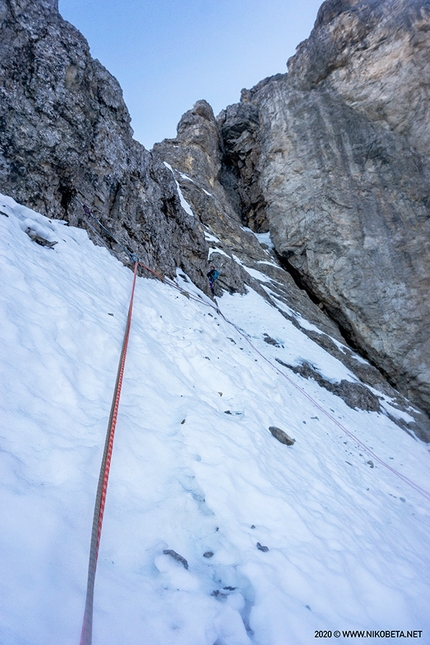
[216, 0, 430, 418]
[154, 98, 430, 440]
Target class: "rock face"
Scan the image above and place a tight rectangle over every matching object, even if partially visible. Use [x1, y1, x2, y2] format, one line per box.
[154, 98, 430, 439]
[217, 0, 430, 416]
[1, 0, 430, 434]
[0, 0, 208, 286]
[153, 100, 346, 339]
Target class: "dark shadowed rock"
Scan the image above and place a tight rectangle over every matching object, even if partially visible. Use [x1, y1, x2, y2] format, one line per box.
[163, 549, 189, 569]
[0, 0, 209, 288]
[276, 358, 382, 412]
[256, 542, 269, 552]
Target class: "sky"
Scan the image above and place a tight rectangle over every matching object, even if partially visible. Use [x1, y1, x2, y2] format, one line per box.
[58, 0, 323, 149]
[2, 192, 430, 644]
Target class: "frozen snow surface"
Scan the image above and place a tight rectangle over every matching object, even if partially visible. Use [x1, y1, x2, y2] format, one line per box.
[1, 193, 430, 645]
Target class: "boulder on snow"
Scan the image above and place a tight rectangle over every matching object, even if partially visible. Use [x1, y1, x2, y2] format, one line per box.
[269, 426, 295, 446]
[263, 334, 283, 347]
[163, 549, 189, 569]
[26, 228, 57, 248]
[256, 542, 269, 552]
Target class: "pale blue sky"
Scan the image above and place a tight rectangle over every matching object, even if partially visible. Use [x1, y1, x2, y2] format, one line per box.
[58, 0, 323, 149]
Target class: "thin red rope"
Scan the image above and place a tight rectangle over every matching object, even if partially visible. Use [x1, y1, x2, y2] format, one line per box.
[80, 262, 139, 645]
[79, 256, 429, 644]
[217, 310, 430, 503]
[139, 259, 430, 502]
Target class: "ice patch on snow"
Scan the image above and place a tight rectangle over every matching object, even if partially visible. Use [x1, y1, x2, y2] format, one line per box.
[209, 247, 230, 260]
[257, 259, 279, 269]
[179, 172, 213, 197]
[204, 230, 221, 244]
[253, 231, 275, 250]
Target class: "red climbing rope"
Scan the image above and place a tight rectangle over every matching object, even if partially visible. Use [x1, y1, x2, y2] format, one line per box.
[80, 261, 139, 645]
[216, 310, 430, 503]
[78, 202, 430, 644]
[137, 260, 430, 503]
[135, 259, 430, 503]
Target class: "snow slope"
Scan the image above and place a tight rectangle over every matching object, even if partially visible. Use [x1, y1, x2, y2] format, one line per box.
[1, 194, 430, 645]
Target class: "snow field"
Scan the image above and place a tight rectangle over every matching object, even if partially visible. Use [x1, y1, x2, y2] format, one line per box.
[1, 194, 430, 645]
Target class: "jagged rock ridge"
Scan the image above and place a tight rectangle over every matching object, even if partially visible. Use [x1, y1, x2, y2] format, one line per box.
[0, 0, 208, 287]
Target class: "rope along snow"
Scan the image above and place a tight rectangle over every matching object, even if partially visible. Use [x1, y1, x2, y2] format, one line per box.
[215, 311, 430, 503]
[77, 200, 430, 504]
[80, 261, 139, 645]
[78, 203, 430, 642]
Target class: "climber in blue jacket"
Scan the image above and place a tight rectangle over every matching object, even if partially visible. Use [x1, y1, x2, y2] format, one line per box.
[207, 265, 219, 295]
